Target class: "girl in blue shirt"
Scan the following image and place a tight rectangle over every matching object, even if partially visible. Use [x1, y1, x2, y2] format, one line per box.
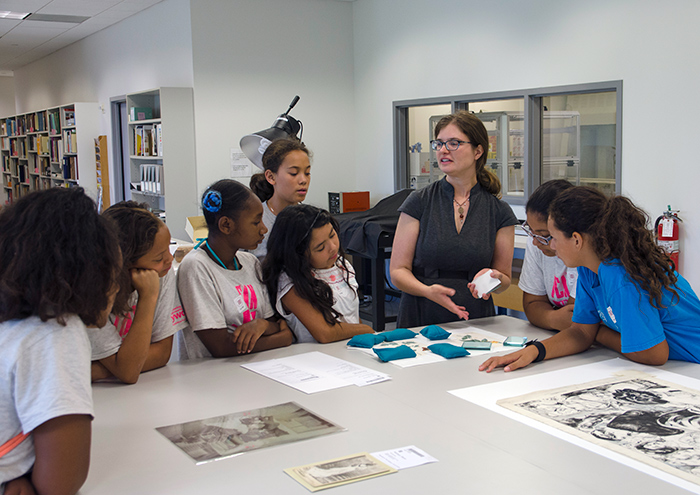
[481, 186, 700, 372]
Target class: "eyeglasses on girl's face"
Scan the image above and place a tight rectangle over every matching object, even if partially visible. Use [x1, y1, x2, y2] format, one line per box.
[430, 139, 472, 151]
[521, 221, 553, 245]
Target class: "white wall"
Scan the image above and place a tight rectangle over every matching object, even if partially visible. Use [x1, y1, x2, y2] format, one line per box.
[0, 75, 15, 116]
[13, 0, 194, 114]
[189, 0, 355, 210]
[352, 0, 700, 288]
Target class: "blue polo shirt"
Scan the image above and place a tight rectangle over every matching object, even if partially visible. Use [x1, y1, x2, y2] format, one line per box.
[573, 260, 700, 363]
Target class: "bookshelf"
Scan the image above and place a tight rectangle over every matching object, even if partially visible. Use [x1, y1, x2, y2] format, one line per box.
[1, 103, 100, 205]
[125, 87, 197, 240]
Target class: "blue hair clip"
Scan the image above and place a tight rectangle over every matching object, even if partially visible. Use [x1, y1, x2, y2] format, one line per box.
[203, 190, 222, 213]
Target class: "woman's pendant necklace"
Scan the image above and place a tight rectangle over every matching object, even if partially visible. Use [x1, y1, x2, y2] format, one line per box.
[454, 196, 470, 221]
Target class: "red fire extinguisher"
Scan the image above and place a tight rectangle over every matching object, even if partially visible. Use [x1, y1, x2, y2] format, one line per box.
[654, 205, 682, 270]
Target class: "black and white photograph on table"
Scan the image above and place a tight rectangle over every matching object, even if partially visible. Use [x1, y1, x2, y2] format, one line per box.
[156, 401, 345, 464]
[498, 370, 700, 485]
[285, 453, 396, 491]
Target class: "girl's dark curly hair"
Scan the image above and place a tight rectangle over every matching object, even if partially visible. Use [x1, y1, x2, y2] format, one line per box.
[0, 187, 121, 326]
[262, 204, 354, 326]
[201, 179, 256, 233]
[549, 186, 678, 308]
[249, 138, 311, 202]
[103, 201, 163, 316]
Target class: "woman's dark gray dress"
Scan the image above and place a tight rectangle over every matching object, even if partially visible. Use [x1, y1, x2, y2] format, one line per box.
[396, 178, 518, 328]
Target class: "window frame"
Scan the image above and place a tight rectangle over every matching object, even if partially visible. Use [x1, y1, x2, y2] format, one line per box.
[393, 80, 623, 205]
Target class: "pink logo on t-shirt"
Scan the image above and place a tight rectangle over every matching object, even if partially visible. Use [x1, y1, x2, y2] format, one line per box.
[171, 306, 186, 325]
[551, 274, 571, 307]
[116, 305, 137, 339]
[229, 285, 258, 330]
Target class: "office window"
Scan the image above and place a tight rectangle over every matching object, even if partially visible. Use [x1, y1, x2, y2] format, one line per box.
[542, 92, 617, 196]
[393, 81, 622, 204]
[470, 99, 525, 199]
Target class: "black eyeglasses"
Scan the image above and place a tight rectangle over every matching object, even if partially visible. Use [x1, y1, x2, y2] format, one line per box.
[521, 221, 553, 245]
[430, 139, 472, 151]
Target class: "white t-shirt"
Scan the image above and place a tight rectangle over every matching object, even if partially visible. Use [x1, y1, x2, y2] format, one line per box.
[276, 260, 360, 343]
[0, 316, 93, 490]
[518, 240, 577, 307]
[176, 248, 274, 359]
[88, 268, 188, 360]
[250, 201, 276, 260]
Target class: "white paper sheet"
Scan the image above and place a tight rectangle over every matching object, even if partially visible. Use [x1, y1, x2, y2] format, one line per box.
[241, 351, 391, 394]
[371, 446, 438, 470]
[353, 326, 513, 368]
[449, 358, 700, 494]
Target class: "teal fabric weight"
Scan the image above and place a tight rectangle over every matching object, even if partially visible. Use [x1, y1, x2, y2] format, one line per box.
[428, 343, 469, 359]
[420, 325, 451, 340]
[373, 345, 417, 362]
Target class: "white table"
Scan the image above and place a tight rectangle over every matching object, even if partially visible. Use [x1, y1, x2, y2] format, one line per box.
[81, 316, 700, 494]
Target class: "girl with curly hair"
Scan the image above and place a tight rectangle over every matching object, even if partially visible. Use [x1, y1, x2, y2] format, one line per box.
[89, 201, 188, 384]
[262, 204, 373, 343]
[0, 188, 121, 495]
[481, 186, 700, 373]
[177, 180, 293, 358]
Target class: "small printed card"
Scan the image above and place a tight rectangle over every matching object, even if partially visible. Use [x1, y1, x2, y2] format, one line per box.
[370, 445, 438, 470]
[285, 453, 397, 492]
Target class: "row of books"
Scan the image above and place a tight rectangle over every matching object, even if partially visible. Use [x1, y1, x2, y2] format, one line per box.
[10, 139, 26, 158]
[62, 130, 78, 154]
[29, 135, 51, 155]
[4, 118, 23, 137]
[3, 111, 62, 138]
[140, 164, 163, 195]
[133, 124, 163, 157]
[62, 156, 78, 181]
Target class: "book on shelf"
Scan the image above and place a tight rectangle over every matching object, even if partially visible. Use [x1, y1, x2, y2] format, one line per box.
[134, 125, 158, 156]
[63, 109, 76, 127]
[37, 136, 49, 155]
[63, 130, 78, 154]
[139, 164, 163, 195]
[37, 112, 46, 132]
[48, 112, 59, 135]
[130, 107, 153, 121]
[62, 156, 78, 181]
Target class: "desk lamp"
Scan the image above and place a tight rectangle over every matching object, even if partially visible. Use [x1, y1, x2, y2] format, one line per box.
[240, 96, 303, 170]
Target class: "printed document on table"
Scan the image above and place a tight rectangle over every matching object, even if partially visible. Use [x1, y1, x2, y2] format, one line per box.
[241, 351, 391, 394]
[371, 446, 438, 470]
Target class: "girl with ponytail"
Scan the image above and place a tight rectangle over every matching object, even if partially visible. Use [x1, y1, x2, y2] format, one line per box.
[249, 138, 311, 259]
[390, 110, 518, 327]
[481, 186, 700, 373]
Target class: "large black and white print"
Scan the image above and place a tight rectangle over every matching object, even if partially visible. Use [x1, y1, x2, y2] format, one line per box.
[498, 371, 700, 485]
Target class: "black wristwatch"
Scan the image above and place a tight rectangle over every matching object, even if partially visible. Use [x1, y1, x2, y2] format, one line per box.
[525, 339, 546, 363]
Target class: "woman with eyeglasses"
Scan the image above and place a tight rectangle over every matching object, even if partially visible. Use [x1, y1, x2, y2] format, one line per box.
[480, 186, 700, 373]
[390, 111, 518, 328]
[518, 179, 578, 331]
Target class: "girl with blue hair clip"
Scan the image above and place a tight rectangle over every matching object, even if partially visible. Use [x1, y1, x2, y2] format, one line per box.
[177, 180, 293, 359]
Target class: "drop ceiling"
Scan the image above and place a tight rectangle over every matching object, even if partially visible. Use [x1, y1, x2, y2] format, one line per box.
[0, 0, 166, 74]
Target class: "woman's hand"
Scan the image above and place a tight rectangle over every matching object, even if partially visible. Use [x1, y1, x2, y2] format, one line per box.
[479, 345, 539, 373]
[467, 268, 505, 300]
[130, 268, 160, 300]
[229, 319, 268, 354]
[425, 284, 469, 320]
